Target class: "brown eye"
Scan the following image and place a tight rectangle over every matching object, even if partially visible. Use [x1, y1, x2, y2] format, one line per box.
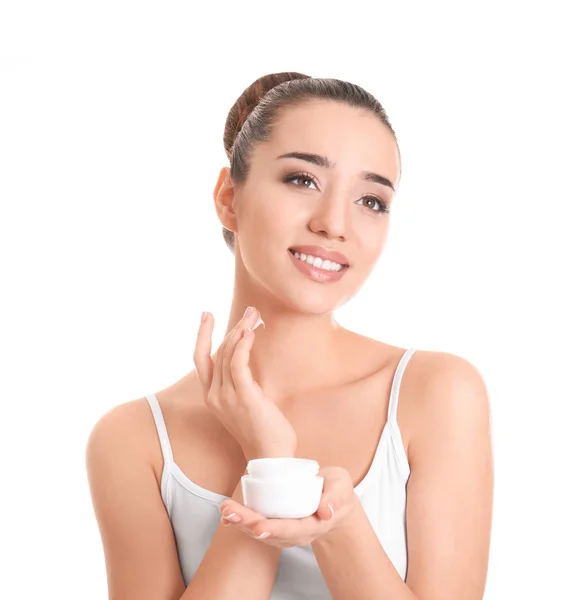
[283, 172, 318, 190]
[284, 172, 390, 215]
[358, 195, 390, 214]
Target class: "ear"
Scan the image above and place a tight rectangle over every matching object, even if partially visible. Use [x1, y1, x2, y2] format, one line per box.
[213, 166, 238, 233]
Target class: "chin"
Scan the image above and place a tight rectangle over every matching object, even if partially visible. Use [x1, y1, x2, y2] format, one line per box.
[283, 280, 350, 316]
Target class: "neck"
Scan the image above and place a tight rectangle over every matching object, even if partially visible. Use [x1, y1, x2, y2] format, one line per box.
[210, 251, 352, 402]
[224, 300, 348, 402]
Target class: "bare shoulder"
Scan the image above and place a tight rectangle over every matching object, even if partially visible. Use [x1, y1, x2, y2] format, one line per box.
[85, 370, 202, 486]
[403, 349, 491, 449]
[375, 347, 490, 459]
[398, 349, 494, 598]
[405, 348, 489, 395]
[85, 394, 188, 599]
[86, 397, 155, 458]
[86, 396, 165, 467]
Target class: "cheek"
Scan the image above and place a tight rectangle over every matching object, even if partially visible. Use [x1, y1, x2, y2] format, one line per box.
[237, 205, 290, 265]
[360, 224, 389, 253]
[249, 197, 299, 241]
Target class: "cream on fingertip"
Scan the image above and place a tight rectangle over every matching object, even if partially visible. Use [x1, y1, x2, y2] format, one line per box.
[253, 316, 265, 331]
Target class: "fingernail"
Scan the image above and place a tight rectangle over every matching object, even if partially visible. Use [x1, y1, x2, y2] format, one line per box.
[224, 512, 241, 523]
[200, 311, 207, 324]
[328, 503, 335, 519]
[255, 532, 271, 540]
[244, 306, 254, 317]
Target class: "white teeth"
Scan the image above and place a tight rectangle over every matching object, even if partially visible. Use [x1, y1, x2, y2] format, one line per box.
[292, 251, 344, 272]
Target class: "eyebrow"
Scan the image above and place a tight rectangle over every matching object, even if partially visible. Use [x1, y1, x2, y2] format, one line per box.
[276, 151, 395, 192]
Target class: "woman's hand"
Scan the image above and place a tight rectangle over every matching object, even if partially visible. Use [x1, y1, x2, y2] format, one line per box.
[218, 466, 357, 547]
[194, 307, 298, 461]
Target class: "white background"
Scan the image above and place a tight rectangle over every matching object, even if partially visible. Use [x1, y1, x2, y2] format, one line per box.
[1, 1, 582, 598]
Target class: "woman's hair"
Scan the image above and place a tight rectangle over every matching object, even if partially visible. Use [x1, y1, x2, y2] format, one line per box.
[221, 72, 399, 254]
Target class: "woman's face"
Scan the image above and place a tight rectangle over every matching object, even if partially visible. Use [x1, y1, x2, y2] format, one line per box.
[219, 98, 401, 314]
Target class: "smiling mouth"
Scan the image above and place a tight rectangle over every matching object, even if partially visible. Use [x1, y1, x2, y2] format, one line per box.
[287, 248, 349, 269]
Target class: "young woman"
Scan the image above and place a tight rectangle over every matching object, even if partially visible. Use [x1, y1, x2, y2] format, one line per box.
[86, 72, 494, 600]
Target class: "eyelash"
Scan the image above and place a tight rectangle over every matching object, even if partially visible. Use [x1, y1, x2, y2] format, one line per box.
[283, 171, 390, 215]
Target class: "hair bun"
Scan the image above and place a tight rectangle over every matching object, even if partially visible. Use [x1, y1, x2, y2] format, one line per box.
[223, 72, 311, 158]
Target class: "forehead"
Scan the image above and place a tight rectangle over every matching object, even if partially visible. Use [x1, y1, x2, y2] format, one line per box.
[264, 99, 400, 183]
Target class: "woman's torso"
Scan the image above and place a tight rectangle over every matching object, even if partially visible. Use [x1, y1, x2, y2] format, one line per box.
[137, 333, 423, 597]
[147, 337, 415, 495]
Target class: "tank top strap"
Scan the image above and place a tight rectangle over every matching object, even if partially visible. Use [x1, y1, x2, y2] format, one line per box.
[145, 393, 174, 467]
[387, 348, 417, 425]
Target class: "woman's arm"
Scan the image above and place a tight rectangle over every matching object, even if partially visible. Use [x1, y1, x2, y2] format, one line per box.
[86, 400, 281, 600]
[182, 477, 282, 599]
[311, 352, 494, 599]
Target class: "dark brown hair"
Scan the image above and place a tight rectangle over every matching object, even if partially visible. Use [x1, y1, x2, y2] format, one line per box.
[221, 72, 399, 253]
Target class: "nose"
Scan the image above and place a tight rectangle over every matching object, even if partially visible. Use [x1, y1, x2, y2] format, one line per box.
[308, 189, 349, 241]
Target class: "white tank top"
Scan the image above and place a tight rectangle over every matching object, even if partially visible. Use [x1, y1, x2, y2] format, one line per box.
[145, 347, 415, 599]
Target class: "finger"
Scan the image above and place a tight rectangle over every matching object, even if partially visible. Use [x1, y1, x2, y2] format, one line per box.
[219, 500, 265, 529]
[252, 514, 320, 541]
[222, 308, 261, 390]
[230, 325, 256, 392]
[315, 467, 350, 520]
[210, 311, 245, 395]
[193, 311, 215, 396]
[221, 307, 254, 387]
[209, 313, 243, 398]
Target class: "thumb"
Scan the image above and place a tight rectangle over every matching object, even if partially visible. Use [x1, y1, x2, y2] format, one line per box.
[316, 482, 336, 521]
[316, 467, 350, 520]
[317, 501, 335, 521]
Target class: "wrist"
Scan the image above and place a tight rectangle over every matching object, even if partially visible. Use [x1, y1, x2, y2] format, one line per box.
[245, 445, 297, 461]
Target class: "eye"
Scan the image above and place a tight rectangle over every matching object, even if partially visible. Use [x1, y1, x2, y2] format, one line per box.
[283, 171, 390, 215]
[283, 172, 318, 190]
[356, 196, 390, 214]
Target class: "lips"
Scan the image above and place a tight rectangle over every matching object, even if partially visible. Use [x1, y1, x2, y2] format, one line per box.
[288, 245, 350, 267]
[288, 248, 349, 282]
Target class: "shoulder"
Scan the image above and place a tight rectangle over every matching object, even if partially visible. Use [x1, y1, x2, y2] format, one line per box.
[407, 348, 488, 392]
[86, 367, 203, 444]
[403, 349, 491, 466]
[85, 372, 208, 484]
[398, 351, 493, 597]
[85, 397, 161, 470]
[408, 349, 489, 409]
[85, 396, 189, 598]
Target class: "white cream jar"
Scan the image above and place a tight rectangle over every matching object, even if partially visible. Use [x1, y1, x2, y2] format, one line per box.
[241, 458, 324, 519]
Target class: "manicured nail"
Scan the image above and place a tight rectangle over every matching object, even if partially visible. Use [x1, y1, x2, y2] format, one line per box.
[244, 306, 254, 317]
[255, 532, 271, 540]
[200, 311, 207, 324]
[224, 512, 241, 523]
[328, 503, 335, 519]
